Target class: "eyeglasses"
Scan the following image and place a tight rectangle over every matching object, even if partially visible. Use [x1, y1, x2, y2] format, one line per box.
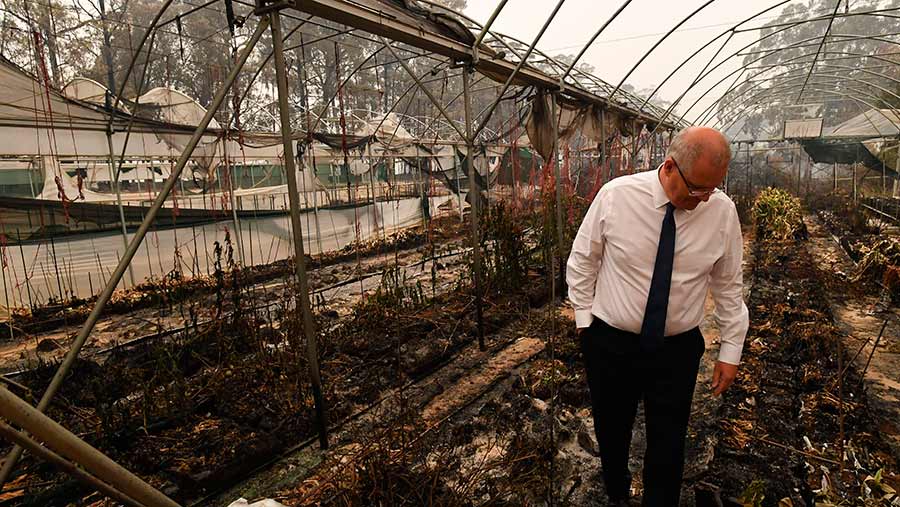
[670, 157, 720, 197]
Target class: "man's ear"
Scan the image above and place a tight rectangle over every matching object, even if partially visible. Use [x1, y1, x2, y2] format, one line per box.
[662, 158, 673, 174]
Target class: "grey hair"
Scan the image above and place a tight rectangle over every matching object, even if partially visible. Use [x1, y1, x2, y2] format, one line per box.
[665, 127, 731, 173]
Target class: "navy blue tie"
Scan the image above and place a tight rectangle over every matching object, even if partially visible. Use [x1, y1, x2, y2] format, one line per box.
[640, 202, 676, 352]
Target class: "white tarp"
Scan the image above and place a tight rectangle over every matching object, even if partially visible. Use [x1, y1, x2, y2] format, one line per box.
[783, 118, 823, 139]
[136, 87, 222, 129]
[356, 112, 415, 148]
[826, 108, 900, 139]
[2, 195, 458, 307]
[61, 77, 113, 107]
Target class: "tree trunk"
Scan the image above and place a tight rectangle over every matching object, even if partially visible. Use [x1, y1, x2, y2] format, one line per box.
[37, 4, 61, 87]
[100, 0, 116, 96]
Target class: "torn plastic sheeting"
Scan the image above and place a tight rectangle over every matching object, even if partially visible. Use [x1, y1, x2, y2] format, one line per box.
[525, 91, 637, 161]
[226, 497, 286, 507]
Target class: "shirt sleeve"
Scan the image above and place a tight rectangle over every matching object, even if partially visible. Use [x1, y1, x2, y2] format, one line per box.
[566, 188, 608, 328]
[709, 202, 749, 365]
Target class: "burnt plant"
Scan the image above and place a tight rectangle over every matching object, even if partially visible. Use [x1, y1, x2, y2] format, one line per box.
[529, 178, 590, 271]
[480, 201, 529, 295]
[213, 238, 225, 318]
[811, 191, 878, 236]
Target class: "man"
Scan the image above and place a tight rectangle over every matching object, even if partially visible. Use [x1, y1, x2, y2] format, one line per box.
[566, 126, 748, 506]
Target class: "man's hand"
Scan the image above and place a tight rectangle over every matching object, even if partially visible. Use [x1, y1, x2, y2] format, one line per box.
[711, 361, 738, 396]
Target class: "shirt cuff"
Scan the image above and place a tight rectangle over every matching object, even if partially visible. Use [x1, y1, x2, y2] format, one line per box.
[717, 341, 743, 365]
[574, 309, 594, 329]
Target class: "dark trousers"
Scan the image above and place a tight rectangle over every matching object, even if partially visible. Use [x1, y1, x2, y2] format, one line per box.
[580, 317, 705, 506]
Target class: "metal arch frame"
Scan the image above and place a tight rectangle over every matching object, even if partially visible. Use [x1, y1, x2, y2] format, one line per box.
[733, 7, 900, 33]
[698, 59, 900, 126]
[795, 0, 843, 102]
[639, 7, 836, 130]
[717, 83, 900, 132]
[735, 32, 900, 58]
[642, 3, 900, 117]
[610, 0, 718, 100]
[471, 0, 567, 139]
[716, 86, 896, 137]
[637, 7, 900, 127]
[713, 70, 900, 124]
[726, 56, 900, 87]
[708, 78, 896, 132]
[692, 45, 900, 125]
[741, 50, 900, 71]
[638, 0, 822, 112]
[716, 86, 900, 136]
[312, 0, 684, 128]
[631, 26, 900, 156]
[560, 0, 633, 82]
[675, 30, 900, 126]
[436, 0, 667, 124]
[705, 73, 900, 129]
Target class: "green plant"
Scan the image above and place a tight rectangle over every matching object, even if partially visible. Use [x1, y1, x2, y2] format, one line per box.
[752, 188, 805, 241]
[738, 479, 766, 507]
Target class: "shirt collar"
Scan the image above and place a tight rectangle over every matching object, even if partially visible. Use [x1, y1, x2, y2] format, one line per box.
[652, 164, 670, 209]
[652, 163, 696, 215]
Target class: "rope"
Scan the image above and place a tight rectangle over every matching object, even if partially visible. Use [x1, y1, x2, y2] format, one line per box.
[31, 30, 70, 220]
[334, 42, 365, 293]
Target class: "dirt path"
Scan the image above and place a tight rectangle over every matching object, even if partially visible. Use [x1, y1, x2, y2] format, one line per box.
[421, 336, 545, 423]
[211, 230, 752, 506]
[805, 214, 900, 459]
[209, 304, 555, 505]
[596, 230, 751, 502]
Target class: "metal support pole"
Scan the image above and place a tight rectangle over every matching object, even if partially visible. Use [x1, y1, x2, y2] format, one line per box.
[0, 420, 144, 507]
[105, 125, 135, 287]
[599, 108, 606, 182]
[270, 11, 329, 449]
[853, 163, 858, 203]
[725, 143, 731, 193]
[463, 67, 486, 352]
[833, 161, 837, 192]
[550, 93, 566, 293]
[472, 0, 509, 64]
[1, 262, 13, 341]
[474, 0, 567, 139]
[456, 151, 464, 221]
[222, 134, 246, 265]
[0, 17, 270, 487]
[383, 40, 466, 141]
[895, 145, 900, 199]
[631, 119, 639, 172]
[0, 387, 180, 507]
[747, 142, 752, 197]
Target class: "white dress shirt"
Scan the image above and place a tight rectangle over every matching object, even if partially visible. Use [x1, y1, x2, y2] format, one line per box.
[566, 168, 749, 365]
